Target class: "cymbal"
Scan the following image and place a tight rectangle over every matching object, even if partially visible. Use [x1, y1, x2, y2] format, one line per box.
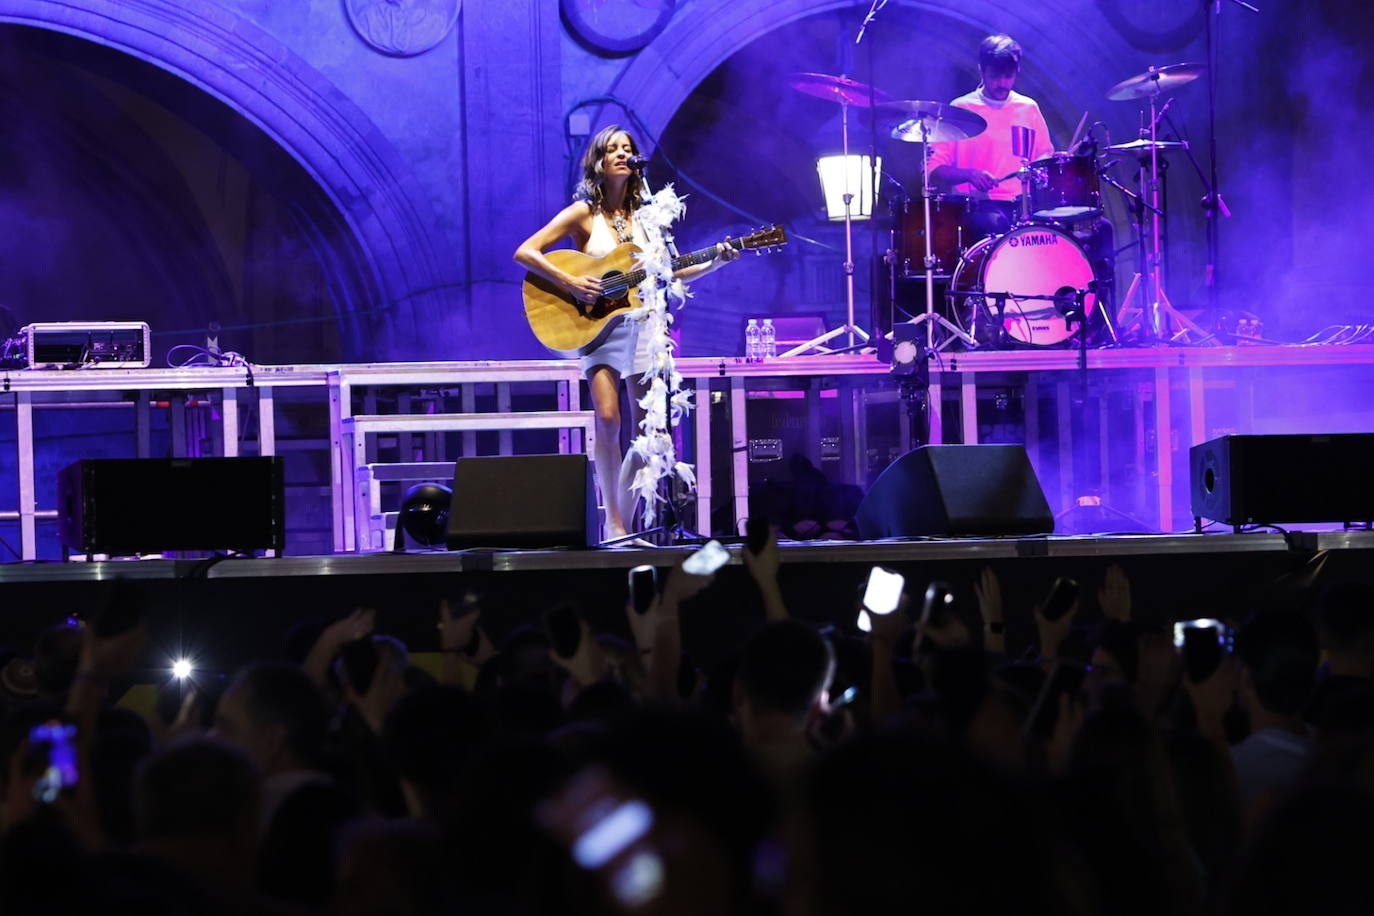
[788, 72, 893, 107]
[1106, 138, 1190, 155]
[1106, 63, 1205, 101]
[884, 101, 987, 143]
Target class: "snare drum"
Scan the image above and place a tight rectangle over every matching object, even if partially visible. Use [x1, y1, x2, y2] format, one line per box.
[891, 193, 973, 278]
[1029, 152, 1101, 222]
[949, 224, 1100, 347]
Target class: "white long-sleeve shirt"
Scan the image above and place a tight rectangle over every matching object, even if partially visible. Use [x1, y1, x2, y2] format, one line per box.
[928, 87, 1054, 202]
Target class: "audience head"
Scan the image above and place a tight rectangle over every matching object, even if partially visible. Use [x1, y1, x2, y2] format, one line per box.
[135, 738, 259, 850]
[213, 662, 331, 775]
[1316, 582, 1374, 672]
[1234, 611, 1318, 718]
[383, 685, 483, 819]
[733, 621, 835, 734]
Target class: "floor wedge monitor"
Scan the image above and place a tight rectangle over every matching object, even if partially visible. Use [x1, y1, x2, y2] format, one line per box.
[856, 444, 1053, 538]
[445, 454, 597, 549]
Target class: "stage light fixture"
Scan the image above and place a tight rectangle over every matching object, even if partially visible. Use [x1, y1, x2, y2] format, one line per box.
[398, 483, 453, 549]
[171, 658, 193, 680]
[888, 324, 929, 382]
[815, 154, 881, 221]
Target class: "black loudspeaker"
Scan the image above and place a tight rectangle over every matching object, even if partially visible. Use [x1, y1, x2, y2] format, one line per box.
[57, 457, 285, 556]
[1190, 434, 1374, 526]
[855, 444, 1053, 538]
[445, 454, 596, 549]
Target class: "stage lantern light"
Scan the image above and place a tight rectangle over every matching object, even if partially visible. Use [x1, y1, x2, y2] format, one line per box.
[815, 154, 881, 221]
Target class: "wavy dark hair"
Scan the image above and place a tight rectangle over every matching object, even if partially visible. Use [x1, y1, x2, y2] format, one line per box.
[574, 124, 643, 213]
[978, 33, 1022, 75]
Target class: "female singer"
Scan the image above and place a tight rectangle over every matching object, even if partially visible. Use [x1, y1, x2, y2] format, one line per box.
[515, 125, 737, 542]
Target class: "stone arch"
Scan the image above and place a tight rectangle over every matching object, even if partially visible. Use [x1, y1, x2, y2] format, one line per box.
[0, 0, 459, 359]
[611, 0, 1179, 153]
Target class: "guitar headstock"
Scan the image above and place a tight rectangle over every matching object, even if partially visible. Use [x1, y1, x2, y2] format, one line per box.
[733, 224, 788, 252]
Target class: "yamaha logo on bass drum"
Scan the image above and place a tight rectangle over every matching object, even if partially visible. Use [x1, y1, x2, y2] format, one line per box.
[1007, 232, 1058, 248]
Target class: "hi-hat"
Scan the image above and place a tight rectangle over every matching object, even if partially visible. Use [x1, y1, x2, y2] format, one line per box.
[788, 72, 893, 107]
[1106, 138, 1190, 156]
[1106, 63, 1205, 101]
[883, 101, 987, 143]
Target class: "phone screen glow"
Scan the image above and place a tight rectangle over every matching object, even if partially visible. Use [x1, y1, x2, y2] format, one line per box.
[682, 540, 729, 575]
[863, 567, 905, 615]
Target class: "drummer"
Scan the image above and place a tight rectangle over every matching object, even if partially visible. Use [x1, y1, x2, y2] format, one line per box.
[929, 34, 1053, 240]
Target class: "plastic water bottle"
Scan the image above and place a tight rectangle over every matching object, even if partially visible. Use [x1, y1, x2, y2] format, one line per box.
[745, 319, 761, 363]
[761, 318, 776, 360]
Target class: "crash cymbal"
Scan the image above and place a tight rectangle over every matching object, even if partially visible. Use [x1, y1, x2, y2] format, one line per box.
[1106, 63, 1205, 101]
[788, 72, 893, 107]
[884, 101, 987, 143]
[1106, 138, 1190, 155]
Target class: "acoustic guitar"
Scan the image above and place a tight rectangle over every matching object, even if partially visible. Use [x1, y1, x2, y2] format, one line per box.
[523, 225, 788, 353]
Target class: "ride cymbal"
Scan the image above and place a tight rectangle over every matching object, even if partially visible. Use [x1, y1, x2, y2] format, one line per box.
[788, 72, 893, 107]
[1106, 63, 1205, 101]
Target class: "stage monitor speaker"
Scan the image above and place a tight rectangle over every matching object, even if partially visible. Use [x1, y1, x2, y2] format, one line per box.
[1189, 433, 1374, 526]
[57, 456, 285, 556]
[855, 444, 1053, 538]
[445, 454, 596, 549]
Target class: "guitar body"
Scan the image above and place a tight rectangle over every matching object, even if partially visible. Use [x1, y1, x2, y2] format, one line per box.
[523, 244, 644, 353]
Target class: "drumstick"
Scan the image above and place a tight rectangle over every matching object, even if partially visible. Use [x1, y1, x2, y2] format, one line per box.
[1067, 111, 1089, 153]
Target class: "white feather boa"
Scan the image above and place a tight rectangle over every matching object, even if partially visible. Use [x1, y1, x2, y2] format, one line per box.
[624, 185, 695, 529]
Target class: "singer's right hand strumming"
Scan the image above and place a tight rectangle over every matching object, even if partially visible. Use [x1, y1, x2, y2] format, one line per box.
[563, 272, 603, 305]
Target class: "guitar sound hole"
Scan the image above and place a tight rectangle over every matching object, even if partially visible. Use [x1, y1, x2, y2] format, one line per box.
[600, 271, 626, 300]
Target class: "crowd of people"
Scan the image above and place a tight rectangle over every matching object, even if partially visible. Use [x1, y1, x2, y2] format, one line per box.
[0, 530, 1371, 915]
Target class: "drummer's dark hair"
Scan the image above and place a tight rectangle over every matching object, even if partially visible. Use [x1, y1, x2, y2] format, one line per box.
[978, 34, 1022, 74]
[574, 124, 644, 214]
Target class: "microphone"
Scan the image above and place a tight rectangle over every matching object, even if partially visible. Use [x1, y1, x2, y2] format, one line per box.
[626, 155, 649, 171]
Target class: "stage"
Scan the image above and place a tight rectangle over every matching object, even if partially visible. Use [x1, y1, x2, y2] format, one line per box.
[4, 344, 1374, 562]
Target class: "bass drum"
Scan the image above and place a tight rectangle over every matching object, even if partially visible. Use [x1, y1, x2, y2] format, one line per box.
[949, 224, 1099, 347]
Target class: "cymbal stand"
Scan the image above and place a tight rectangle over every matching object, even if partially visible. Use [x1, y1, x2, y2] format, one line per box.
[787, 94, 871, 355]
[1114, 86, 1209, 343]
[907, 117, 976, 351]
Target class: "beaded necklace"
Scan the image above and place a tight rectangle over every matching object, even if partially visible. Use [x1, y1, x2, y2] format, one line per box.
[609, 209, 634, 244]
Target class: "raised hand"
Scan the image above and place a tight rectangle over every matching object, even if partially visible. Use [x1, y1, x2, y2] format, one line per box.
[1097, 564, 1132, 622]
[972, 566, 1003, 628]
[439, 597, 494, 665]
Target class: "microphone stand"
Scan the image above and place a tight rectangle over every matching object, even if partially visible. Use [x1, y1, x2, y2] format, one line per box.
[860, 4, 886, 351]
[857, 0, 889, 350]
[1202, 0, 1257, 323]
[602, 161, 708, 546]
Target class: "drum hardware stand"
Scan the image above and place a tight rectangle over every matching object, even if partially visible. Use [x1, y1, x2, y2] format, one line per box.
[1112, 86, 1210, 344]
[1159, 102, 1230, 335]
[956, 285, 1115, 350]
[1050, 287, 1151, 533]
[907, 123, 977, 352]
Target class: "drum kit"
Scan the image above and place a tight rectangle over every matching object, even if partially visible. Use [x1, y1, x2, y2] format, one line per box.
[788, 61, 1209, 351]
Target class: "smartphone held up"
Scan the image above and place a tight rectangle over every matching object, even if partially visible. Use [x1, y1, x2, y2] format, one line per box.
[857, 566, 905, 632]
[682, 540, 730, 576]
[1173, 618, 1232, 682]
[629, 565, 658, 616]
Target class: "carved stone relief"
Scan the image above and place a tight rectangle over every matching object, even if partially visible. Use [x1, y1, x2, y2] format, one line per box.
[345, 0, 459, 57]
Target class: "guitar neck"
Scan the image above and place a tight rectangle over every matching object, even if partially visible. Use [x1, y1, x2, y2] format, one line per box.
[616, 242, 728, 291]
